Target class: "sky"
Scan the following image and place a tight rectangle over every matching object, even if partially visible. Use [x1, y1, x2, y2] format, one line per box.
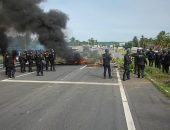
[40, 0, 170, 42]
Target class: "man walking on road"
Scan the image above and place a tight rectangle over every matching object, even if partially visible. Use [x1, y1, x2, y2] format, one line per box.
[102, 49, 112, 79]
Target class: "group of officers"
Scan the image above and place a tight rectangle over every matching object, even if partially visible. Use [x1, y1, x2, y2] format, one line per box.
[123, 48, 170, 81]
[102, 48, 170, 81]
[3, 49, 56, 78]
[147, 48, 170, 74]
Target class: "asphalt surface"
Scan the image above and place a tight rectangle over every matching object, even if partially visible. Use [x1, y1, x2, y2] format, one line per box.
[0, 65, 170, 130]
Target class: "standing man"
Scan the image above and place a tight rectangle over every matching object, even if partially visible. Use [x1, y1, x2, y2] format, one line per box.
[3, 51, 9, 75]
[44, 51, 50, 71]
[161, 49, 167, 73]
[49, 49, 56, 71]
[102, 49, 112, 79]
[137, 50, 147, 78]
[19, 53, 27, 73]
[165, 50, 170, 74]
[36, 53, 44, 76]
[147, 48, 155, 67]
[27, 52, 34, 72]
[155, 50, 162, 69]
[133, 49, 140, 75]
[123, 50, 131, 81]
[5, 53, 15, 78]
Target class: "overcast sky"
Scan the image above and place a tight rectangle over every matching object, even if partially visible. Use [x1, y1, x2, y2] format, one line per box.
[40, 0, 170, 42]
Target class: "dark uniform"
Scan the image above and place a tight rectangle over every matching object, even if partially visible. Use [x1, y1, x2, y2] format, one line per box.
[137, 50, 147, 78]
[164, 50, 170, 74]
[27, 53, 34, 72]
[123, 50, 131, 81]
[49, 51, 56, 71]
[154, 50, 161, 69]
[36, 54, 44, 76]
[161, 50, 167, 73]
[3, 52, 9, 75]
[133, 49, 140, 74]
[102, 49, 112, 79]
[19, 53, 27, 73]
[6, 54, 15, 78]
[147, 48, 155, 67]
[44, 52, 50, 71]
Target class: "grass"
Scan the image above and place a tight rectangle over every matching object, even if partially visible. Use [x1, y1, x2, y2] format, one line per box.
[114, 57, 170, 99]
[145, 67, 170, 99]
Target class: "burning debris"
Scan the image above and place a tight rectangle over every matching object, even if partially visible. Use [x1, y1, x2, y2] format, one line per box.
[0, 0, 72, 59]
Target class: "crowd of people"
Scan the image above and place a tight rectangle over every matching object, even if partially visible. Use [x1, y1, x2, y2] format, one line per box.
[3, 49, 56, 78]
[123, 48, 170, 81]
[147, 48, 170, 74]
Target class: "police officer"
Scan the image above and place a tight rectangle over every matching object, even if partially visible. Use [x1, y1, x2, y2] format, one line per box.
[102, 49, 112, 79]
[133, 49, 140, 74]
[19, 53, 27, 73]
[3, 51, 9, 75]
[49, 49, 56, 71]
[137, 50, 147, 78]
[147, 48, 155, 67]
[123, 49, 131, 81]
[161, 49, 167, 73]
[165, 50, 170, 74]
[44, 51, 50, 71]
[5, 53, 15, 78]
[155, 50, 161, 69]
[36, 53, 44, 76]
[27, 52, 34, 72]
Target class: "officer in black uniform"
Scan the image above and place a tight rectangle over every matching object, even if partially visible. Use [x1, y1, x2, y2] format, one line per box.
[44, 51, 50, 71]
[161, 50, 167, 73]
[102, 49, 112, 79]
[5, 53, 15, 78]
[165, 50, 170, 74]
[155, 50, 161, 69]
[133, 49, 140, 74]
[147, 48, 155, 67]
[3, 51, 9, 75]
[36, 53, 44, 76]
[49, 49, 56, 71]
[123, 50, 131, 81]
[27, 52, 34, 72]
[137, 50, 147, 78]
[19, 53, 27, 73]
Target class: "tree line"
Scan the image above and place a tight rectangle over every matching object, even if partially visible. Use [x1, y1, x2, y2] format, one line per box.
[124, 31, 170, 49]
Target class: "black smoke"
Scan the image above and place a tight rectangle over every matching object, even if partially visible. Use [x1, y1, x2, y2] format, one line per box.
[0, 0, 72, 58]
[0, 27, 8, 54]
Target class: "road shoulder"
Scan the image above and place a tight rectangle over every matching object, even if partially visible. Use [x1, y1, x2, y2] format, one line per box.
[121, 72, 170, 130]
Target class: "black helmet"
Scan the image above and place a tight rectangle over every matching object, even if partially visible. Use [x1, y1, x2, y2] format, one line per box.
[105, 49, 109, 52]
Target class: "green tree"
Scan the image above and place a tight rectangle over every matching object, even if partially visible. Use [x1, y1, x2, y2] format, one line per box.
[70, 37, 76, 45]
[139, 35, 147, 49]
[132, 36, 138, 47]
[157, 31, 167, 48]
[124, 41, 133, 49]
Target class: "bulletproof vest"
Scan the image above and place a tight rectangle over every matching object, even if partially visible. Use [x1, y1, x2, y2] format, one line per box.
[124, 54, 131, 65]
[103, 53, 111, 65]
[147, 51, 154, 60]
[138, 54, 145, 65]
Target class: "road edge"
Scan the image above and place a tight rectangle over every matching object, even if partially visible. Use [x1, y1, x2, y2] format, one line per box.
[116, 68, 136, 130]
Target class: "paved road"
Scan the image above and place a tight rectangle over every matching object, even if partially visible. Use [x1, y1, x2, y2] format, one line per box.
[0, 65, 170, 130]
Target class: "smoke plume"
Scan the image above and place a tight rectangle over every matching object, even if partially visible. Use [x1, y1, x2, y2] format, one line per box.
[0, 0, 72, 58]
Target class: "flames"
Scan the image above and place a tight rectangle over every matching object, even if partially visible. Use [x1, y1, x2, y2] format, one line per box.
[74, 56, 86, 65]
